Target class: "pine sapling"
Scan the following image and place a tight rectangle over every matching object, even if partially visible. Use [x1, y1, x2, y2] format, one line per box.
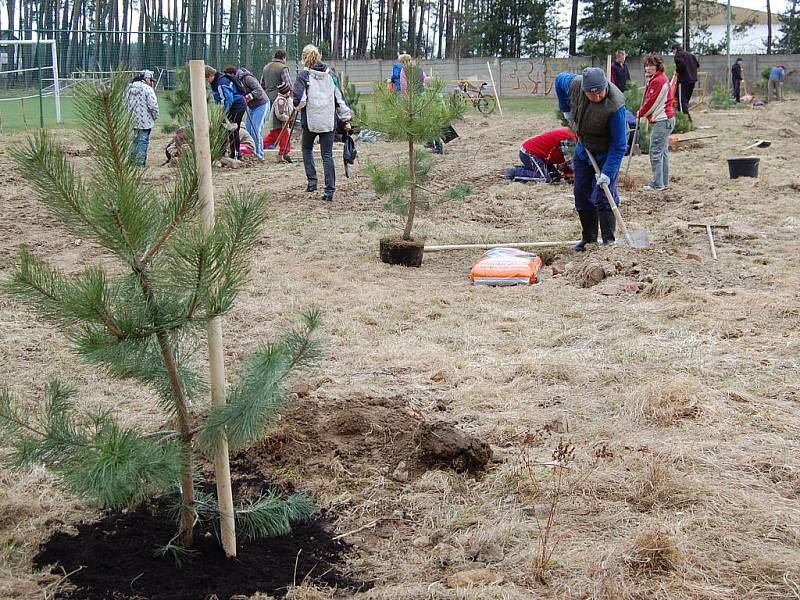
[363, 65, 464, 242]
[1, 74, 319, 554]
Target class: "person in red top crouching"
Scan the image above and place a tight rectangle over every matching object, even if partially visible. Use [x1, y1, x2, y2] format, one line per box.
[505, 127, 578, 183]
[637, 54, 675, 191]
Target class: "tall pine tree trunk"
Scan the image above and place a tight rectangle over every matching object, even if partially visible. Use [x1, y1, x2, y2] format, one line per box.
[242, 0, 251, 67]
[569, 0, 578, 55]
[766, 0, 772, 54]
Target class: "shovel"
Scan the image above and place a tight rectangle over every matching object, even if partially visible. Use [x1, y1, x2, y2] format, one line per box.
[623, 117, 640, 181]
[742, 139, 771, 150]
[583, 146, 649, 248]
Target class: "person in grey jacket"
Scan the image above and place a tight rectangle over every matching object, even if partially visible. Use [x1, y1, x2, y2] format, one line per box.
[292, 44, 352, 202]
[225, 65, 268, 160]
[124, 69, 159, 166]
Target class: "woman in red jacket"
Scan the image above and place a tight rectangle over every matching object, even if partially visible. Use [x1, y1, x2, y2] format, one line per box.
[637, 54, 675, 191]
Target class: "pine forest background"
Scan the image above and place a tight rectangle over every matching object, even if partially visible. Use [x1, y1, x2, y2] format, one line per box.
[1, 0, 799, 76]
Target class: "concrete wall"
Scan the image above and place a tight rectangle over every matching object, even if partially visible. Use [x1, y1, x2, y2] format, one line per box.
[328, 54, 799, 98]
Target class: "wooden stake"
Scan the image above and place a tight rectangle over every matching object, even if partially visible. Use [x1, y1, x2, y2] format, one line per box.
[425, 240, 579, 252]
[606, 55, 612, 81]
[486, 61, 503, 116]
[189, 60, 237, 559]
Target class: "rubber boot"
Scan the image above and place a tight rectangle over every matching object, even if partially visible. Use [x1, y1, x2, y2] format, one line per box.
[598, 210, 616, 245]
[573, 210, 599, 252]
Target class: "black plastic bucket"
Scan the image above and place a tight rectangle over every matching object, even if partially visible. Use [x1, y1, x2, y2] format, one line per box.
[727, 157, 760, 179]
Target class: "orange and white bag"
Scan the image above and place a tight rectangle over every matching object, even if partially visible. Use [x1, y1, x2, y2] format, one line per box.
[469, 248, 543, 286]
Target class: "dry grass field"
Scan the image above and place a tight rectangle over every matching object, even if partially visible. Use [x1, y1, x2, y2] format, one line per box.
[1, 97, 799, 599]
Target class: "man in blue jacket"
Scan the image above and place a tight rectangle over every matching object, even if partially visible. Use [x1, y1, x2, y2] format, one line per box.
[556, 67, 628, 250]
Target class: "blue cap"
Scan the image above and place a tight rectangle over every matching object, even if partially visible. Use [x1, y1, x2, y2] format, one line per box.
[581, 67, 607, 93]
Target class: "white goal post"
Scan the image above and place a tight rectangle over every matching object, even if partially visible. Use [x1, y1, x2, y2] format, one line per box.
[0, 38, 62, 124]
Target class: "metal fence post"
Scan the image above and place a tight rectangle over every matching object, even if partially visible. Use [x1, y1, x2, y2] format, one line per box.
[36, 40, 44, 129]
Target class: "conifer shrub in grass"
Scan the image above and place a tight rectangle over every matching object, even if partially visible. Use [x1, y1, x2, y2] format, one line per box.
[1, 74, 318, 554]
[363, 65, 464, 267]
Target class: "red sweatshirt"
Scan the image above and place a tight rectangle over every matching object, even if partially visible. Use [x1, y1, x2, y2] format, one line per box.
[638, 70, 675, 124]
[521, 127, 577, 164]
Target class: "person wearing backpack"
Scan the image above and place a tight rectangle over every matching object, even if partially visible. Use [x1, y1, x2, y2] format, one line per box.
[205, 65, 247, 160]
[226, 65, 268, 160]
[292, 44, 352, 202]
[263, 82, 294, 161]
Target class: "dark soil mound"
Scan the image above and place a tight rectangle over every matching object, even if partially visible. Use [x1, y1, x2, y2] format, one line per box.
[34, 484, 368, 600]
[240, 393, 493, 483]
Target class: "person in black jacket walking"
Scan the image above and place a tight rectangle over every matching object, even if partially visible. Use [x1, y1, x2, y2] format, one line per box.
[671, 45, 700, 119]
[611, 50, 631, 93]
[731, 57, 743, 102]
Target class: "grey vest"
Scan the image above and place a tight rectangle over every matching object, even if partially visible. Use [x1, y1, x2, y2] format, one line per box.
[569, 77, 625, 155]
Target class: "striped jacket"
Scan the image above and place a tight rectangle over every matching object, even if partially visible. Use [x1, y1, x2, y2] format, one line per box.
[638, 71, 674, 124]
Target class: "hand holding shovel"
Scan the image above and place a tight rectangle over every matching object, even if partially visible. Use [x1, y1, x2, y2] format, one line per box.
[583, 146, 649, 248]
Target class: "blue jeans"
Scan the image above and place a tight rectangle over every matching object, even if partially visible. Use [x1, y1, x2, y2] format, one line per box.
[245, 103, 267, 159]
[648, 117, 674, 188]
[302, 128, 335, 194]
[573, 155, 619, 212]
[130, 128, 151, 166]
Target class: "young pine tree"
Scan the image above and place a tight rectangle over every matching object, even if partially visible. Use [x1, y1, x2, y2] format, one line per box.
[1, 74, 318, 552]
[364, 65, 464, 242]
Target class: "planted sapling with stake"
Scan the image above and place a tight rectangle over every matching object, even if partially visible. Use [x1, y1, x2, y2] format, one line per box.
[363, 64, 464, 267]
[1, 74, 319, 558]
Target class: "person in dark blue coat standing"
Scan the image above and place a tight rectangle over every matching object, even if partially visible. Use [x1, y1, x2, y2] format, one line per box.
[610, 50, 631, 93]
[556, 67, 628, 250]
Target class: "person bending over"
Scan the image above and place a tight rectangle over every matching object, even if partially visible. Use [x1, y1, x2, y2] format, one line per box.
[505, 127, 577, 183]
[555, 67, 627, 250]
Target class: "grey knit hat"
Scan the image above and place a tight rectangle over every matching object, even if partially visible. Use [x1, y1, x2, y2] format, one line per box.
[581, 67, 607, 93]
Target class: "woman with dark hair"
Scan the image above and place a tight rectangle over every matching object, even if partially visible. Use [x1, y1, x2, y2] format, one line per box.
[226, 65, 268, 160]
[205, 65, 247, 160]
[637, 54, 675, 191]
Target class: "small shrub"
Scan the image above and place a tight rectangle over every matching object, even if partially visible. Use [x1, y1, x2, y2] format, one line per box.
[672, 111, 695, 134]
[624, 80, 643, 113]
[709, 83, 736, 109]
[446, 182, 472, 199]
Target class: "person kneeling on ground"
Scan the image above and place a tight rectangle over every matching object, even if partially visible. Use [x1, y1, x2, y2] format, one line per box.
[505, 127, 577, 183]
[638, 54, 675, 192]
[555, 67, 627, 251]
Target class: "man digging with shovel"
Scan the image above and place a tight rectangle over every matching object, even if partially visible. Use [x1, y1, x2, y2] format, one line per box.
[556, 67, 628, 251]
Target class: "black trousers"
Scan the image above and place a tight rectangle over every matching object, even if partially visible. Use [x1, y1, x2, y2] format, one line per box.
[227, 108, 245, 159]
[732, 79, 741, 102]
[678, 82, 695, 117]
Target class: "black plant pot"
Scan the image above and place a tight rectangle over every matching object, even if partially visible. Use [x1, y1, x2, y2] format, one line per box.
[379, 236, 425, 267]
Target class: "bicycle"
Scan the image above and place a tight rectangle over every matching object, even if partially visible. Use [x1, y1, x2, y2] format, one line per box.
[451, 80, 497, 115]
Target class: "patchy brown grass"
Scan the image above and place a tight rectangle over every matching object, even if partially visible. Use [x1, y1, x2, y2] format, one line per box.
[2, 100, 800, 599]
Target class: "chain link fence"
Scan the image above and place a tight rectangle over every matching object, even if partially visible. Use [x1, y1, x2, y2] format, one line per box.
[0, 30, 299, 129]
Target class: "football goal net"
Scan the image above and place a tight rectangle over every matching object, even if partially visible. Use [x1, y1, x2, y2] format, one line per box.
[0, 38, 62, 127]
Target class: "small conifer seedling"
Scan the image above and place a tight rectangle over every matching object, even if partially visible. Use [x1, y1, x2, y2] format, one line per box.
[363, 64, 464, 267]
[1, 74, 318, 554]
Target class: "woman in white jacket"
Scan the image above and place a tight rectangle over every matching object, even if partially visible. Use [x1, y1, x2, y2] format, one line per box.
[292, 44, 352, 202]
[124, 69, 160, 166]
